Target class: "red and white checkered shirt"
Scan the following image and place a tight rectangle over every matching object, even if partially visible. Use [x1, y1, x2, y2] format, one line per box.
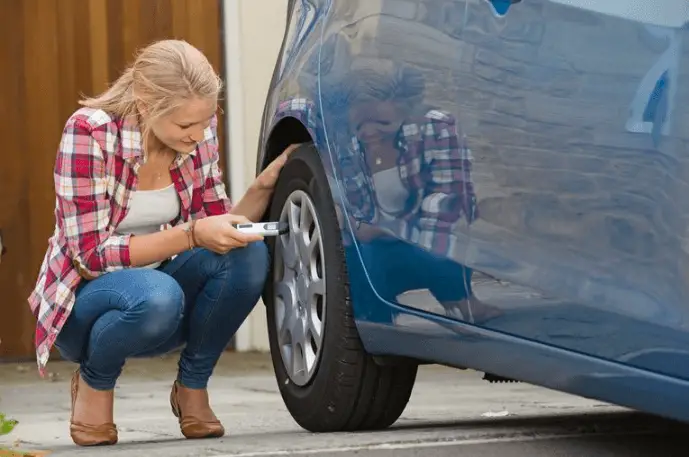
[28, 108, 232, 375]
[275, 98, 478, 257]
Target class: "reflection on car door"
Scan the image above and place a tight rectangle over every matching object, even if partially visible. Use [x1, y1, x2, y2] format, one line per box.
[320, 0, 689, 381]
[461, 0, 689, 379]
[319, 0, 491, 324]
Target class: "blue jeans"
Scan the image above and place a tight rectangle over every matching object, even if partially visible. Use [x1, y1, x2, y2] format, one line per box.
[356, 238, 472, 303]
[55, 242, 269, 391]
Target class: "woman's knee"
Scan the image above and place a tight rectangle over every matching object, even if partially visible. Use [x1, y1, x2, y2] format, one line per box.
[221, 241, 270, 293]
[131, 271, 185, 340]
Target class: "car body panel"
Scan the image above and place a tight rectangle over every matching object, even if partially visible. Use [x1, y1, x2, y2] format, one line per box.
[459, 0, 689, 382]
[257, 0, 689, 423]
[257, 0, 329, 170]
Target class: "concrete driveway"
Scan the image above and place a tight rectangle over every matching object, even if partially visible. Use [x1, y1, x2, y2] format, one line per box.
[0, 353, 686, 456]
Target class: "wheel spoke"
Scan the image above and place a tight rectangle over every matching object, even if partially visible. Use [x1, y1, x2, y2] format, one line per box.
[281, 345, 293, 374]
[308, 277, 325, 296]
[304, 341, 317, 373]
[291, 319, 307, 379]
[296, 233, 310, 267]
[288, 200, 301, 234]
[275, 280, 296, 341]
[292, 344, 303, 380]
[296, 226, 320, 271]
[292, 317, 306, 350]
[279, 234, 298, 269]
[306, 230, 320, 264]
[299, 196, 312, 231]
[308, 307, 323, 344]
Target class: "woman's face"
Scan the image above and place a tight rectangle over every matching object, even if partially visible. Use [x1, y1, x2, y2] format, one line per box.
[348, 100, 406, 149]
[147, 96, 217, 154]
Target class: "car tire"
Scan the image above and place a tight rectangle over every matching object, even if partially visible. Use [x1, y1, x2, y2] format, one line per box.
[263, 143, 418, 433]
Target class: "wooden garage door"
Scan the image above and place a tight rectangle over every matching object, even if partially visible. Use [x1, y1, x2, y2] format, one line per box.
[0, 0, 226, 360]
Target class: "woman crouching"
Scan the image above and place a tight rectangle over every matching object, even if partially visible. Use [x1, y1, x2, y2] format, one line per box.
[28, 39, 296, 446]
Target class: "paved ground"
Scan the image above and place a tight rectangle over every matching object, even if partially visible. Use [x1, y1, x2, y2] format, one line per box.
[0, 352, 687, 456]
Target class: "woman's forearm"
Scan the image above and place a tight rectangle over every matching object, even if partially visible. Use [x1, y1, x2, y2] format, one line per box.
[131, 182, 273, 266]
[229, 184, 273, 222]
[128, 223, 192, 266]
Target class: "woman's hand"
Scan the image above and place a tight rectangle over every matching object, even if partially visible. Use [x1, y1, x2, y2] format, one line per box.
[193, 214, 264, 254]
[229, 144, 302, 223]
[254, 143, 302, 190]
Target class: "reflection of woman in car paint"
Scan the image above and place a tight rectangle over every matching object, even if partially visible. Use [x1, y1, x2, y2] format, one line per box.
[335, 61, 501, 323]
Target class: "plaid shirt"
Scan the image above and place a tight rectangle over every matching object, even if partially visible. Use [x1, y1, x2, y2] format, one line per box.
[341, 109, 478, 255]
[275, 98, 477, 256]
[28, 108, 232, 375]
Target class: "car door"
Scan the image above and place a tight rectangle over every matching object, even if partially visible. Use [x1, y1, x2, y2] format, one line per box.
[320, 0, 689, 380]
[318, 0, 480, 323]
[461, 0, 689, 379]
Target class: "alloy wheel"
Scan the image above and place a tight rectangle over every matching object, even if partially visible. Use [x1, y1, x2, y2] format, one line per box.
[274, 190, 326, 386]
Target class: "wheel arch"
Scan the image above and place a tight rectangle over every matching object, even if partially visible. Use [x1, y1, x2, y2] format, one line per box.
[258, 98, 323, 175]
[263, 116, 315, 168]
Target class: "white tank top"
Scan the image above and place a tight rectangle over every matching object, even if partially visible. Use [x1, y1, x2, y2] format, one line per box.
[115, 184, 181, 268]
[372, 167, 409, 219]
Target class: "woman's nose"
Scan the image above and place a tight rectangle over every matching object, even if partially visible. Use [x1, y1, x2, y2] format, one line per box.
[189, 129, 204, 142]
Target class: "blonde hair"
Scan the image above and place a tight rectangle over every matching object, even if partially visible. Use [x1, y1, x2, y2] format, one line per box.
[80, 39, 222, 146]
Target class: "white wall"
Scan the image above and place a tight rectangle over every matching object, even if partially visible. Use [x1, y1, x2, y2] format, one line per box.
[224, 0, 288, 351]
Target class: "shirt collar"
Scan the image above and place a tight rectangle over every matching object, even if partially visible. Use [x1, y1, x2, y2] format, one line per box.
[119, 115, 144, 161]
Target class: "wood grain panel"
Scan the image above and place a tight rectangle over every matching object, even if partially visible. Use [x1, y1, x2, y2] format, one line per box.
[0, 0, 225, 360]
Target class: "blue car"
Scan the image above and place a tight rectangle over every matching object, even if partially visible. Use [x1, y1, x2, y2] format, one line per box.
[255, 0, 689, 432]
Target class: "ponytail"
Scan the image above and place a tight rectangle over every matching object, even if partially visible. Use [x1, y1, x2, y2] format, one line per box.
[79, 67, 137, 118]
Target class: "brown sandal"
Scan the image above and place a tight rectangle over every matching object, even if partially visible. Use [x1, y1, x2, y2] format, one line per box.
[170, 380, 225, 439]
[70, 370, 118, 446]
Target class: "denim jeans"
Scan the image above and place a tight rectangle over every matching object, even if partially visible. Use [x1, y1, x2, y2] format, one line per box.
[55, 241, 270, 390]
[355, 238, 472, 303]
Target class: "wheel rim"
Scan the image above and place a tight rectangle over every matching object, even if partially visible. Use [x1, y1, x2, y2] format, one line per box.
[274, 190, 326, 386]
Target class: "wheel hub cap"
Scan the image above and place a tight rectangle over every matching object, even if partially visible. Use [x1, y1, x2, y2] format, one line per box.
[274, 190, 326, 386]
